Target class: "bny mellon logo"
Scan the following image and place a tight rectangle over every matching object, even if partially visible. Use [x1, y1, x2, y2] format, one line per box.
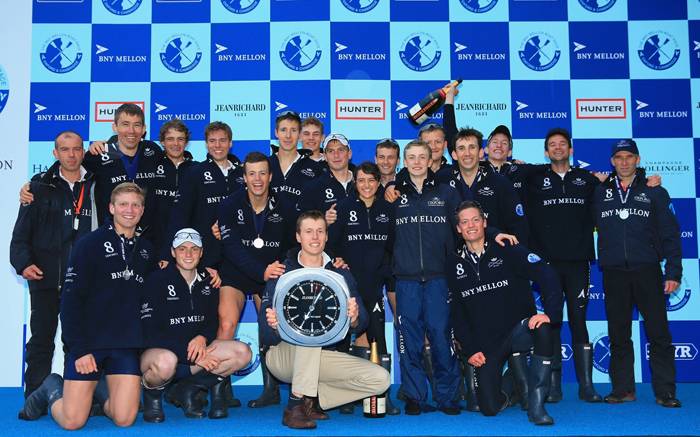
[275, 101, 288, 111]
[573, 42, 586, 52]
[154, 103, 168, 113]
[395, 101, 407, 112]
[215, 44, 228, 54]
[454, 42, 467, 53]
[34, 103, 47, 114]
[515, 101, 528, 111]
[334, 42, 348, 53]
[635, 100, 649, 110]
[95, 44, 109, 55]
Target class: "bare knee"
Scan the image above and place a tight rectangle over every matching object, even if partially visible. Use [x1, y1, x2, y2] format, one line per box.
[153, 353, 177, 379]
[61, 417, 88, 431]
[111, 409, 137, 428]
[235, 342, 253, 366]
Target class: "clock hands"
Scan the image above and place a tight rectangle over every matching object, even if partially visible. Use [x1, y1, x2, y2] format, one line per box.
[302, 283, 324, 327]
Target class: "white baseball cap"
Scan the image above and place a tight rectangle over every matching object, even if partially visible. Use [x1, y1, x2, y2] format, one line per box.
[172, 228, 203, 248]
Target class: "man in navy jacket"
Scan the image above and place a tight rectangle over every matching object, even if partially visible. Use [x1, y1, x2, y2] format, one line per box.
[140, 228, 251, 422]
[261, 210, 390, 429]
[20, 183, 156, 429]
[592, 140, 682, 408]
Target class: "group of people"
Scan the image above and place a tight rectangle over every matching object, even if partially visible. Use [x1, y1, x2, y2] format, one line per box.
[11, 88, 683, 431]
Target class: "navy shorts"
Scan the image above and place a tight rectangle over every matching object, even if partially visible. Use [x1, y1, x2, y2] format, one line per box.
[64, 349, 141, 381]
[220, 260, 264, 296]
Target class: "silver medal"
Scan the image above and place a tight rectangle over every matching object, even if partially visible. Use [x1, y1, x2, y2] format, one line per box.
[253, 237, 264, 249]
[123, 269, 133, 280]
[619, 208, 629, 220]
[73, 217, 79, 231]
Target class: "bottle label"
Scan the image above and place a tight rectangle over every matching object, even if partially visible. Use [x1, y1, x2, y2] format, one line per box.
[409, 102, 429, 124]
[363, 396, 386, 415]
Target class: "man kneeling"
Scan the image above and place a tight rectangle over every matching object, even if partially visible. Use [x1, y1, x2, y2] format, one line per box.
[261, 210, 391, 429]
[448, 201, 563, 425]
[140, 228, 252, 422]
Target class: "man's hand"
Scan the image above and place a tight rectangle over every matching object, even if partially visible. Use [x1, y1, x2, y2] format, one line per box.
[264, 261, 286, 281]
[333, 257, 349, 270]
[444, 81, 459, 105]
[205, 267, 222, 288]
[384, 185, 400, 203]
[158, 260, 169, 269]
[22, 264, 44, 281]
[495, 233, 518, 247]
[20, 182, 34, 205]
[211, 221, 221, 240]
[325, 203, 337, 226]
[187, 335, 207, 363]
[646, 174, 662, 187]
[664, 280, 680, 295]
[348, 297, 359, 327]
[195, 345, 220, 372]
[468, 352, 486, 368]
[266, 308, 278, 329]
[88, 141, 106, 156]
[75, 353, 98, 374]
[528, 314, 551, 329]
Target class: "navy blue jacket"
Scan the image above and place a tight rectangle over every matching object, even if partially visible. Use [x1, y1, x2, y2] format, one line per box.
[260, 250, 368, 351]
[438, 165, 529, 243]
[592, 169, 682, 281]
[269, 149, 322, 207]
[141, 264, 218, 363]
[168, 154, 245, 268]
[61, 223, 156, 358]
[151, 151, 197, 260]
[11, 162, 97, 292]
[525, 166, 599, 262]
[328, 195, 395, 300]
[218, 191, 298, 293]
[298, 171, 354, 213]
[82, 139, 163, 227]
[392, 170, 461, 281]
[448, 240, 563, 359]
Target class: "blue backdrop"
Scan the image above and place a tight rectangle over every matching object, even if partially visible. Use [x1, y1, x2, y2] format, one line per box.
[23, 0, 700, 384]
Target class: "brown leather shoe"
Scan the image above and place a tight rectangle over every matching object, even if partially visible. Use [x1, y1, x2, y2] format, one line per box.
[282, 404, 316, 429]
[303, 397, 329, 420]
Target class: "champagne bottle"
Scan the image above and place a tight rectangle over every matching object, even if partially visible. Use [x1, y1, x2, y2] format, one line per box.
[363, 341, 386, 418]
[408, 79, 463, 125]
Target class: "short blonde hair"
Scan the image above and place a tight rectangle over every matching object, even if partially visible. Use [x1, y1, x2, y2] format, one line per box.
[110, 182, 145, 206]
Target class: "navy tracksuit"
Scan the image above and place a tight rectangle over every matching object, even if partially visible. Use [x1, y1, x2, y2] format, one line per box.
[392, 171, 461, 408]
[448, 240, 563, 415]
[218, 191, 297, 294]
[298, 171, 354, 213]
[525, 166, 599, 344]
[167, 154, 245, 269]
[327, 195, 394, 352]
[150, 152, 197, 261]
[269, 149, 322, 208]
[438, 165, 529, 243]
[82, 139, 163, 231]
[592, 169, 682, 397]
[141, 264, 219, 363]
[61, 223, 156, 359]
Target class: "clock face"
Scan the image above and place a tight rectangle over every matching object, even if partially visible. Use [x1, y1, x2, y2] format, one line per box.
[282, 280, 341, 337]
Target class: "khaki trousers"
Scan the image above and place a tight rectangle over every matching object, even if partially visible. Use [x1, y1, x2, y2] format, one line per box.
[266, 342, 390, 410]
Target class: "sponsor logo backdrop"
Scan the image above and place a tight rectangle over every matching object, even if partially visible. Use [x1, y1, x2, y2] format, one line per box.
[10, 0, 700, 385]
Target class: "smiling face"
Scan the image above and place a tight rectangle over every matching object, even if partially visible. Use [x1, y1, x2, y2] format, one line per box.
[486, 133, 512, 162]
[452, 136, 484, 174]
[296, 217, 327, 257]
[545, 134, 571, 164]
[355, 169, 380, 203]
[161, 127, 188, 161]
[244, 160, 272, 197]
[456, 207, 487, 244]
[375, 146, 399, 178]
[172, 241, 202, 271]
[206, 129, 231, 162]
[403, 143, 431, 180]
[420, 129, 447, 164]
[109, 191, 145, 231]
[301, 124, 323, 154]
[113, 112, 145, 152]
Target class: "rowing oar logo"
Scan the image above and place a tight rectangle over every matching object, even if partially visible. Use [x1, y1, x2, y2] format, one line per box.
[638, 31, 680, 71]
[399, 32, 441, 72]
[160, 34, 203, 74]
[280, 32, 322, 72]
[519, 32, 560, 72]
[40, 34, 83, 74]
